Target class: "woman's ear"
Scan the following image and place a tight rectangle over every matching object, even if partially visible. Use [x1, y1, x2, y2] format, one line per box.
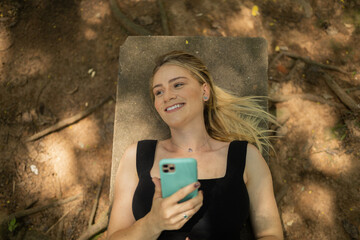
[202, 83, 210, 101]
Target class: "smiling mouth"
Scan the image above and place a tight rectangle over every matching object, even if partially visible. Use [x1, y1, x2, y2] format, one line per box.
[165, 103, 185, 112]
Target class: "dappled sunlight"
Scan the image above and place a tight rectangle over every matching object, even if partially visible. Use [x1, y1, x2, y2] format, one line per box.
[14, 49, 51, 77]
[79, 0, 111, 25]
[24, 116, 102, 197]
[282, 98, 354, 176]
[63, 116, 100, 149]
[309, 152, 352, 176]
[84, 27, 98, 40]
[285, 98, 339, 136]
[225, 5, 274, 49]
[226, 6, 255, 35]
[28, 134, 79, 193]
[296, 182, 335, 225]
[45, 137, 77, 186]
[23, 133, 79, 202]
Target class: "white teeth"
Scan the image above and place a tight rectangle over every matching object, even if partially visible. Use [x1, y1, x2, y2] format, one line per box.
[166, 104, 183, 111]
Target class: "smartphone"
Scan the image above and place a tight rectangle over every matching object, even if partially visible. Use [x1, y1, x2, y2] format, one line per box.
[159, 158, 198, 203]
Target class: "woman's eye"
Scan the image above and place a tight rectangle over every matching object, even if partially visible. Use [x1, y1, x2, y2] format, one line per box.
[154, 90, 163, 96]
[174, 83, 184, 88]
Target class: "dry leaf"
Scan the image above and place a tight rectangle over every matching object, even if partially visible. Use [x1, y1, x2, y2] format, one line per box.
[252, 5, 259, 16]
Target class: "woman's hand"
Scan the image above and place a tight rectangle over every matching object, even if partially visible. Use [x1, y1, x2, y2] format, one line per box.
[146, 177, 203, 234]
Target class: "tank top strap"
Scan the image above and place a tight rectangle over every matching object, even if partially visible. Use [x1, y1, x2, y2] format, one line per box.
[136, 140, 157, 178]
[226, 140, 248, 177]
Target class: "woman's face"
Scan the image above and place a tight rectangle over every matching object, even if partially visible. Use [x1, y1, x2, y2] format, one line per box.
[152, 64, 208, 128]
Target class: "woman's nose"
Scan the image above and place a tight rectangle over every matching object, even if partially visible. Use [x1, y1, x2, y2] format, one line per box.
[163, 90, 176, 102]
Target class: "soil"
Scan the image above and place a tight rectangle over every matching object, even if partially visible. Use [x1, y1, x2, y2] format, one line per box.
[0, 0, 359, 239]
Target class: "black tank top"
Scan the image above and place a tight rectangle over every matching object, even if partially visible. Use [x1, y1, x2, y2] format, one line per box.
[132, 140, 254, 240]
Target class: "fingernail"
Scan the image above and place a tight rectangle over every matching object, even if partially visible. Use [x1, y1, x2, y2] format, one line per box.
[194, 182, 200, 188]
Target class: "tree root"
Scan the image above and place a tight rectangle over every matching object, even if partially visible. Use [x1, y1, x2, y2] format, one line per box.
[78, 210, 109, 240]
[0, 194, 80, 229]
[322, 72, 359, 112]
[26, 96, 112, 142]
[109, 0, 152, 36]
[88, 176, 105, 228]
[283, 52, 350, 75]
[157, 0, 170, 35]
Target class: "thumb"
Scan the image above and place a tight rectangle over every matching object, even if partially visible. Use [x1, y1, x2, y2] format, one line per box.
[152, 177, 162, 199]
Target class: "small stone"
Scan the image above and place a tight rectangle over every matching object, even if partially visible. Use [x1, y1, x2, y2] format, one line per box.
[326, 26, 338, 35]
[30, 165, 38, 175]
[286, 220, 294, 226]
[22, 111, 32, 123]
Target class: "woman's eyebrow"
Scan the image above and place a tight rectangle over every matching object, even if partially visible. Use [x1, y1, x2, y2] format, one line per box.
[152, 76, 187, 90]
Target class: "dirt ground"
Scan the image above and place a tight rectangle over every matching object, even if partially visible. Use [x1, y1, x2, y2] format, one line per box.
[0, 0, 359, 239]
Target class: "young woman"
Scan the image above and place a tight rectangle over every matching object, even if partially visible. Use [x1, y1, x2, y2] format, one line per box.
[107, 51, 283, 240]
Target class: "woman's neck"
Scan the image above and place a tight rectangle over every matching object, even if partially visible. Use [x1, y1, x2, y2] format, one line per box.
[169, 124, 212, 153]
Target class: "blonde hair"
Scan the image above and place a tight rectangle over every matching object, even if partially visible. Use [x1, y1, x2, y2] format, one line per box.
[150, 51, 277, 154]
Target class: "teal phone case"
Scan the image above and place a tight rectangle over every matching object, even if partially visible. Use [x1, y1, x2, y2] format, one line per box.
[159, 158, 198, 203]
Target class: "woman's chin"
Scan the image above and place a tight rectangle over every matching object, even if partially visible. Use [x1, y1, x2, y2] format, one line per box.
[162, 118, 187, 129]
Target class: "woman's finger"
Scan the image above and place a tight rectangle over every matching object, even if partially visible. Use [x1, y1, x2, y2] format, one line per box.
[168, 181, 201, 203]
[152, 177, 162, 199]
[176, 190, 203, 213]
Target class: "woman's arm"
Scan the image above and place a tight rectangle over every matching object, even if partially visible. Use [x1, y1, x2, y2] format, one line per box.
[107, 143, 203, 240]
[245, 144, 283, 240]
[107, 143, 160, 239]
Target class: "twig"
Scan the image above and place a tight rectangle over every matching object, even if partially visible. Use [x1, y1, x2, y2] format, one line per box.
[344, 86, 360, 92]
[322, 72, 359, 112]
[26, 96, 112, 142]
[56, 177, 64, 240]
[88, 175, 105, 228]
[78, 210, 109, 240]
[109, 0, 152, 35]
[269, 52, 284, 70]
[269, 93, 345, 109]
[5, 194, 80, 223]
[56, 217, 64, 240]
[157, 0, 170, 35]
[64, 85, 79, 95]
[45, 207, 74, 234]
[283, 52, 350, 75]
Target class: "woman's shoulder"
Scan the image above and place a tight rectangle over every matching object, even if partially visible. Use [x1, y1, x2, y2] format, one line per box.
[244, 143, 270, 181]
[126, 139, 158, 152]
